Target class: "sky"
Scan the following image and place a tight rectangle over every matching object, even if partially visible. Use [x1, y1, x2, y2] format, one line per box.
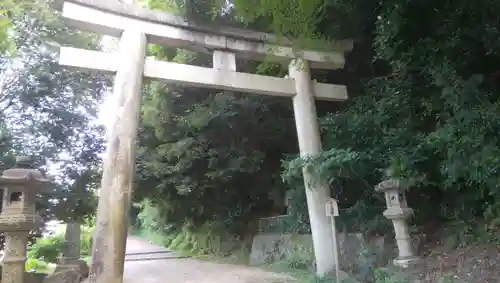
[96, 36, 120, 130]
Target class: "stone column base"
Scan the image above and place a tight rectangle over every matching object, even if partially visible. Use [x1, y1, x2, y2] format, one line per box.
[53, 259, 89, 279]
[43, 269, 81, 283]
[393, 256, 420, 268]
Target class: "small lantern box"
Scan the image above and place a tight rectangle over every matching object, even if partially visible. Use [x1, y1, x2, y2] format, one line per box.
[375, 178, 413, 219]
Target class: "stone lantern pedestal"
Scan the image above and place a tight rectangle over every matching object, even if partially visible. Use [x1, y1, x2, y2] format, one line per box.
[51, 223, 89, 279]
[375, 179, 419, 268]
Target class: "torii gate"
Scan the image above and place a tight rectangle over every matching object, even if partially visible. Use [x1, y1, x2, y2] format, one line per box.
[54, 0, 352, 282]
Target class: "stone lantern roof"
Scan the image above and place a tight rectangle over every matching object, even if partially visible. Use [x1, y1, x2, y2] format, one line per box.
[374, 178, 400, 192]
[0, 156, 50, 187]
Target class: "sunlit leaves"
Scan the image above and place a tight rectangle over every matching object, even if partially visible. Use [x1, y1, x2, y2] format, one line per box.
[0, 3, 106, 225]
[0, 0, 52, 55]
[0, 13, 14, 55]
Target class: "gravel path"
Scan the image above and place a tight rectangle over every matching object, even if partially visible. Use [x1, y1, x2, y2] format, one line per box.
[123, 236, 296, 283]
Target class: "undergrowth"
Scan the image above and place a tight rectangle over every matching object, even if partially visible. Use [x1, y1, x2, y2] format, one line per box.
[135, 199, 250, 263]
[28, 223, 95, 265]
[134, 199, 488, 283]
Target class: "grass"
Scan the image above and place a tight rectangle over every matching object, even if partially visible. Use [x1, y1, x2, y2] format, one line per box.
[25, 258, 56, 275]
[265, 261, 337, 283]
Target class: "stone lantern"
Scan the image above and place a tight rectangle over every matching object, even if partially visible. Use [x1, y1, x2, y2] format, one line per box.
[375, 178, 419, 268]
[0, 156, 49, 283]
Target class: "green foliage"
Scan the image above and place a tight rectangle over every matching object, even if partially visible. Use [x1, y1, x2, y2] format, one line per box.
[136, 199, 174, 235]
[0, 0, 104, 237]
[0, 0, 54, 55]
[230, 0, 328, 45]
[435, 219, 500, 250]
[28, 234, 64, 263]
[0, 14, 13, 55]
[28, 224, 95, 263]
[136, 0, 344, 243]
[233, 0, 500, 229]
[136, 199, 250, 261]
[269, 258, 355, 283]
[373, 268, 407, 283]
[80, 225, 95, 256]
[136, 21, 294, 233]
[25, 258, 49, 273]
[135, 0, 500, 252]
[279, 241, 315, 270]
[165, 227, 249, 261]
[373, 268, 457, 283]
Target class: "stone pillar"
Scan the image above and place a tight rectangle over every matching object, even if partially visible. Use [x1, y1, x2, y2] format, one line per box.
[375, 179, 419, 268]
[3, 232, 29, 283]
[89, 28, 147, 283]
[213, 50, 236, 71]
[392, 218, 414, 258]
[63, 223, 81, 264]
[288, 58, 336, 276]
[50, 222, 89, 280]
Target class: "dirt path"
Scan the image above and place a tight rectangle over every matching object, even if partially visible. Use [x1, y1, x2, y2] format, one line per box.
[123, 236, 296, 283]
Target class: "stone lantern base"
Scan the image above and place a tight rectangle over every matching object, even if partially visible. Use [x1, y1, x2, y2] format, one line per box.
[393, 255, 420, 268]
[52, 259, 89, 279]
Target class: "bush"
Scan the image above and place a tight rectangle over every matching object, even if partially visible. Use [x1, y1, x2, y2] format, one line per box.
[25, 258, 49, 272]
[28, 223, 95, 263]
[80, 225, 94, 256]
[28, 234, 64, 263]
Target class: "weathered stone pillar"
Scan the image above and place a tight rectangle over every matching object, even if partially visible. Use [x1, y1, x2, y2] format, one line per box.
[375, 179, 419, 268]
[49, 222, 89, 281]
[63, 223, 81, 264]
[288, 58, 336, 276]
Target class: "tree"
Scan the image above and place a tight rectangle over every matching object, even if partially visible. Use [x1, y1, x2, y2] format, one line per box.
[135, 43, 297, 233]
[0, 0, 50, 54]
[133, 0, 357, 241]
[140, 0, 500, 234]
[0, 1, 107, 233]
[230, 0, 500, 228]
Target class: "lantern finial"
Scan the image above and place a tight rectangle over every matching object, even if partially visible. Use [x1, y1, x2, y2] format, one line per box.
[15, 156, 34, 169]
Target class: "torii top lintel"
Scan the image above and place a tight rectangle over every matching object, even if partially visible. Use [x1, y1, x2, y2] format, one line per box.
[54, 0, 353, 70]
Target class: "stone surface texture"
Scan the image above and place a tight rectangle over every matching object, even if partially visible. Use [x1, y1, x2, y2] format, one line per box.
[249, 233, 390, 273]
[56, 0, 349, 69]
[43, 269, 82, 283]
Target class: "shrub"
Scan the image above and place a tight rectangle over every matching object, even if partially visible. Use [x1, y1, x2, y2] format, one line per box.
[28, 234, 64, 263]
[80, 225, 94, 256]
[25, 258, 49, 272]
[28, 223, 95, 263]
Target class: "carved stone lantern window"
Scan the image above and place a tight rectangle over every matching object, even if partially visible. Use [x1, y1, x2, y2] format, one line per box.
[385, 190, 408, 209]
[376, 179, 402, 207]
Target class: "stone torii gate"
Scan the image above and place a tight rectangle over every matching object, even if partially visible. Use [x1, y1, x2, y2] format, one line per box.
[54, 0, 352, 282]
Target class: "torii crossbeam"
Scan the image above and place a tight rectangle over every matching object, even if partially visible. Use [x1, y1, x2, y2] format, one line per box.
[53, 1, 352, 282]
